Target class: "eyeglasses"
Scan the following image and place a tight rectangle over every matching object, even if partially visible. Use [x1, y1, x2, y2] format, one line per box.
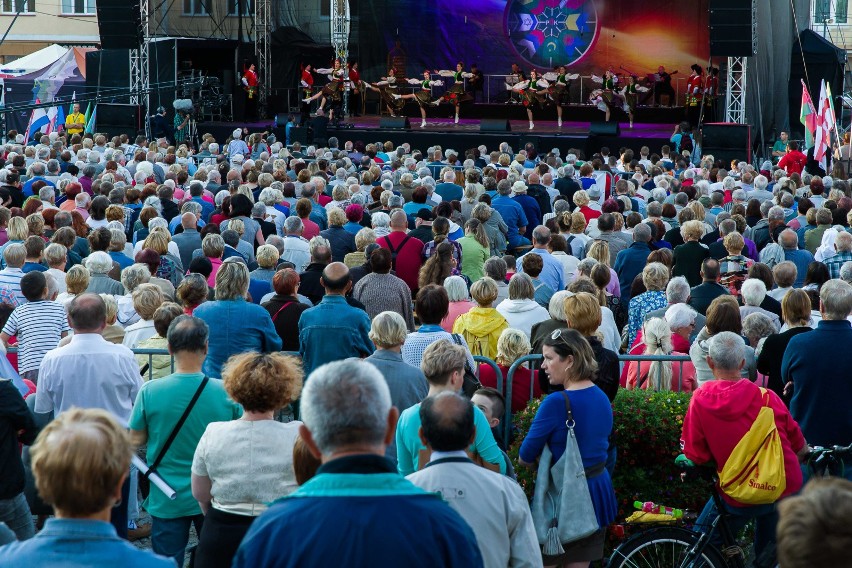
[550, 328, 572, 348]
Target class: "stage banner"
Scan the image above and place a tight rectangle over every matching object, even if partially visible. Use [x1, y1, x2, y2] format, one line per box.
[357, 0, 709, 82]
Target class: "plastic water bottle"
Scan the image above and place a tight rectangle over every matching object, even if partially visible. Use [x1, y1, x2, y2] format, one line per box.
[634, 500, 684, 519]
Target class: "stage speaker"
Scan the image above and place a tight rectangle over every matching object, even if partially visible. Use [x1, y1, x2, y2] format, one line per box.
[701, 122, 752, 164]
[97, 0, 142, 50]
[379, 116, 410, 130]
[589, 121, 620, 136]
[95, 103, 141, 137]
[709, 0, 755, 57]
[480, 119, 511, 132]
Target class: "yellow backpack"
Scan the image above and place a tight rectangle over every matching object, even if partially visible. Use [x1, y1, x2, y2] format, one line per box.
[718, 388, 786, 505]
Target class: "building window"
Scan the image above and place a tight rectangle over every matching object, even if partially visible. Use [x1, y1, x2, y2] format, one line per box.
[815, 0, 848, 24]
[1, 0, 34, 14]
[61, 0, 95, 14]
[838, 0, 849, 23]
[227, 0, 251, 16]
[182, 0, 207, 16]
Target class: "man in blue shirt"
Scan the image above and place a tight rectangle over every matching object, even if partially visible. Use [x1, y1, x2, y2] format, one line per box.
[491, 180, 529, 249]
[234, 359, 483, 568]
[434, 170, 463, 202]
[517, 226, 565, 292]
[298, 262, 373, 377]
[614, 223, 653, 301]
[186, 181, 214, 222]
[779, 229, 814, 288]
[22, 162, 54, 198]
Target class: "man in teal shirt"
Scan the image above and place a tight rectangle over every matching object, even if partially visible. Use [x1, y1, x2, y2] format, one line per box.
[396, 338, 506, 476]
[130, 316, 241, 566]
[772, 131, 788, 163]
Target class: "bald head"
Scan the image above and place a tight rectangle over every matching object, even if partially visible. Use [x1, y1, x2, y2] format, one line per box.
[321, 262, 351, 293]
[779, 229, 798, 250]
[180, 212, 197, 229]
[389, 209, 408, 230]
[67, 293, 107, 333]
[419, 392, 475, 452]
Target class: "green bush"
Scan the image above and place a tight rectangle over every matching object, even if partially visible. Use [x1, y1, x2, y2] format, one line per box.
[509, 389, 709, 519]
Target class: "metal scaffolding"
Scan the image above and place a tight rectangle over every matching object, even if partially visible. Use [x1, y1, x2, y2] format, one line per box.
[724, 57, 747, 124]
[255, 0, 271, 116]
[130, 0, 151, 138]
[330, 0, 350, 115]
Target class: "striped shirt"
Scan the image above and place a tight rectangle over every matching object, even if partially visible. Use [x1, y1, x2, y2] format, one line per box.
[2, 300, 69, 373]
[0, 268, 25, 305]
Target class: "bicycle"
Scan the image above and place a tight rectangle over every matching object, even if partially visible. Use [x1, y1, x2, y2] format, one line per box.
[607, 456, 747, 568]
[804, 443, 852, 479]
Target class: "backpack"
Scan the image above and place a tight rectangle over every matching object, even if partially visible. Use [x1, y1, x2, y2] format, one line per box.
[718, 388, 787, 505]
[680, 134, 693, 153]
[382, 234, 411, 271]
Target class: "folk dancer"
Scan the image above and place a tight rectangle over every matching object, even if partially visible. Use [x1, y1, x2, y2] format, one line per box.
[364, 68, 405, 117]
[543, 65, 579, 127]
[509, 69, 550, 130]
[241, 63, 259, 120]
[686, 64, 704, 127]
[299, 64, 314, 115]
[590, 69, 621, 123]
[303, 59, 346, 120]
[393, 70, 443, 128]
[435, 63, 473, 124]
[468, 63, 484, 102]
[620, 75, 649, 128]
[348, 61, 363, 117]
[654, 65, 677, 107]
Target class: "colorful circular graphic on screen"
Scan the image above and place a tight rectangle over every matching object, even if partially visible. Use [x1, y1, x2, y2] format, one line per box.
[504, 0, 600, 69]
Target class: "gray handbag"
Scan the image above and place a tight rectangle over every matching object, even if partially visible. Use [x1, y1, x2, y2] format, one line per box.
[530, 391, 600, 556]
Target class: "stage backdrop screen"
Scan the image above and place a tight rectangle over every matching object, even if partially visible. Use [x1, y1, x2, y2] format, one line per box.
[357, 0, 709, 82]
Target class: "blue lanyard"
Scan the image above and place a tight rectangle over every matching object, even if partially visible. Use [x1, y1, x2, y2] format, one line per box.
[418, 324, 444, 333]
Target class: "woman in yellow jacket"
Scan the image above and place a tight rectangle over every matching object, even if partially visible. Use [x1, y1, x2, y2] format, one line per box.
[452, 277, 507, 359]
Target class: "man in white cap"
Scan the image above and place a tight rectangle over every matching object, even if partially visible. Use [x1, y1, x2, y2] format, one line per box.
[227, 128, 249, 157]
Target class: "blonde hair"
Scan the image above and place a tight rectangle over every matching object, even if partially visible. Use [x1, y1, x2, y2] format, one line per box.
[223, 352, 303, 412]
[368, 311, 408, 348]
[563, 292, 602, 336]
[354, 228, 376, 251]
[327, 207, 346, 227]
[495, 328, 531, 367]
[680, 219, 704, 241]
[31, 408, 131, 516]
[570, 211, 587, 234]
[99, 293, 118, 325]
[228, 218, 245, 236]
[7, 216, 28, 241]
[641, 318, 673, 391]
[215, 259, 249, 300]
[202, 234, 225, 258]
[470, 277, 498, 307]
[65, 264, 90, 295]
[573, 190, 589, 207]
[132, 283, 164, 320]
[588, 240, 612, 267]
[420, 339, 467, 385]
[723, 231, 745, 254]
[256, 244, 279, 269]
[142, 229, 170, 256]
[642, 262, 670, 291]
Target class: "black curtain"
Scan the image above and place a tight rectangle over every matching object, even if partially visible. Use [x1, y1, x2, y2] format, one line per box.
[270, 26, 335, 91]
[788, 29, 846, 138]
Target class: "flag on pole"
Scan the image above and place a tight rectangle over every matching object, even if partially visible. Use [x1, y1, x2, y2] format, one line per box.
[68, 91, 76, 116]
[84, 106, 96, 134]
[27, 100, 51, 141]
[814, 80, 835, 171]
[83, 102, 92, 126]
[50, 104, 65, 135]
[800, 79, 817, 149]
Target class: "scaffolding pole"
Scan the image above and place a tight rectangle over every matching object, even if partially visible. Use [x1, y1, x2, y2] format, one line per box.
[130, 0, 151, 138]
[255, 0, 271, 117]
[724, 56, 747, 124]
[331, 0, 350, 116]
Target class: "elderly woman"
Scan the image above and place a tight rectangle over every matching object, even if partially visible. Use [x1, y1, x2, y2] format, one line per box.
[141, 230, 184, 287]
[756, 289, 813, 401]
[742, 310, 777, 365]
[626, 317, 696, 392]
[194, 259, 282, 378]
[192, 352, 303, 568]
[320, 207, 356, 263]
[135, 249, 176, 301]
[478, 328, 540, 413]
[453, 277, 509, 359]
[108, 229, 134, 270]
[518, 329, 617, 565]
[122, 283, 165, 349]
[672, 220, 710, 287]
[564, 291, 620, 402]
[495, 273, 550, 338]
[44, 243, 68, 295]
[134, 302, 183, 380]
[261, 268, 310, 353]
[83, 251, 125, 295]
[401, 284, 476, 370]
[719, 231, 753, 296]
[690, 295, 757, 385]
[176, 273, 209, 315]
[740, 278, 781, 330]
[249, 244, 279, 284]
[440, 275, 476, 332]
[200, 233, 226, 287]
[370, 211, 390, 237]
[55, 264, 89, 306]
[221, 193, 265, 248]
[344, 227, 375, 268]
[626, 262, 670, 348]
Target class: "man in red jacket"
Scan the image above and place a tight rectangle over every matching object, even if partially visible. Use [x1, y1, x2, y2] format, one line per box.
[378, 210, 424, 293]
[778, 141, 807, 175]
[681, 331, 809, 561]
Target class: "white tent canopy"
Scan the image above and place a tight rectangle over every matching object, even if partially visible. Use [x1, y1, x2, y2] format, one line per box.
[1, 44, 69, 76]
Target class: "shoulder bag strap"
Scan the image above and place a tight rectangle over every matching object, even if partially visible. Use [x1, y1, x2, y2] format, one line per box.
[270, 301, 294, 323]
[561, 390, 574, 427]
[143, 376, 209, 479]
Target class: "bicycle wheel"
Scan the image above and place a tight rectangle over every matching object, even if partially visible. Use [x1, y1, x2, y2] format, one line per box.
[608, 526, 728, 568]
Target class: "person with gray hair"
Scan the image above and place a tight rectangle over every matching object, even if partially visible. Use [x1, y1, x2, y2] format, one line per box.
[82, 251, 124, 296]
[684, 327, 808, 563]
[782, 279, 852, 471]
[776, 229, 814, 288]
[839, 261, 852, 285]
[642, 277, 706, 342]
[232, 359, 482, 568]
[614, 222, 653, 302]
[516, 225, 564, 291]
[739, 278, 781, 330]
[278, 216, 311, 272]
[824, 230, 852, 278]
[484, 257, 510, 306]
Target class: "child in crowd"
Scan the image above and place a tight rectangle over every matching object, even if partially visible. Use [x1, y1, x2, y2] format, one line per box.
[502, 254, 516, 281]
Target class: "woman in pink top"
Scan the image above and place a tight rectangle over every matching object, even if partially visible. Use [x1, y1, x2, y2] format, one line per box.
[440, 276, 475, 332]
[626, 317, 696, 392]
[201, 234, 226, 287]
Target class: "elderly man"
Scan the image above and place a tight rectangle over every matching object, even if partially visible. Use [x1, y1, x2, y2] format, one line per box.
[130, 316, 241, 565]
[614, 222, 653, 301]
[804, 208, 832, 254]
[298, 236, 332, 305]
[683, 331, 807, 561]
[688, 259, 730, 316]
[492, 179, 529, 249]
[643, 276, 706, 341]
[377, 210, 425, 292]
[298, 262, 373, 377]
[435, 170, 463, 202]
[782, 279, 852, 480]
[407, 392, 540, 568]
[516, 226, 564, 292]
[233, 360, 483, 567]
[824, 231, 852, 279]
[779, 229, 813, 288]
[280, 216, 311, 272]
[0, 243, 27, 305]
[585, 213, 627, 264]
[172, 212, 202, 269]
[34, 293, 142, 538]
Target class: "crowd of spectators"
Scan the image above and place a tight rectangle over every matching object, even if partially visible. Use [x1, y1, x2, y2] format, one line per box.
[0, 128, 849, 567]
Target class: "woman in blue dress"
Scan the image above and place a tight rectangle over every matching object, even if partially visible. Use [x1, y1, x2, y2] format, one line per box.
[519, 328, 617, 567]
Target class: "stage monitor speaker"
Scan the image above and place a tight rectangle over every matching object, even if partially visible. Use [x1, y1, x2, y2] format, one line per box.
[479, 119, 511, 132]
[379, 116, 410, 130]
[701, 122, 752, 163]
[589, 121, 620, 136]
[94, 103, 141, 137]
[709, 0, 755, 57]
[97, 0, 142, 50]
